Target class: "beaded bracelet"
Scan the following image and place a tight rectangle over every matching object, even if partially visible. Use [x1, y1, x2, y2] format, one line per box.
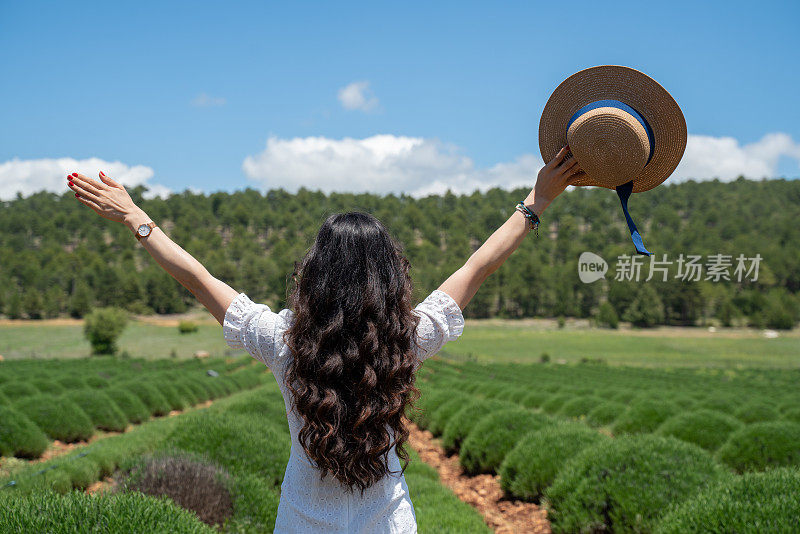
[515, 201, 540, 236]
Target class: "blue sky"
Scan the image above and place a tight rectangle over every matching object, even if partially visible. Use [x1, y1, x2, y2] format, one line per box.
[1, 0, 799, 199]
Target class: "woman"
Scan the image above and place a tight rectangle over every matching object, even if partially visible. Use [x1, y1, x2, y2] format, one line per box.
[66, 145, 581, 533]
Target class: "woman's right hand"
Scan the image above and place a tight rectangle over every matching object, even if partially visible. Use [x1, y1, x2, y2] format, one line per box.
[525, 145, 585, 216]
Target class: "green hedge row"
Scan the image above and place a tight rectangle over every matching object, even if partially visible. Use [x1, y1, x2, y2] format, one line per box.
[0, 360, 268, 460]
[416, 358, 800, 533]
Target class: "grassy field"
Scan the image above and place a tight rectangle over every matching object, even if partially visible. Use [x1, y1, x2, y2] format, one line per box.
[443, 320, 800, 368]
[0, 321, 232, 361]
[3, 315, 799, 367]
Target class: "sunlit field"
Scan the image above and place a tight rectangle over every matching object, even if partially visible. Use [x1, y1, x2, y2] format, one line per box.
[447, 320, 800, 368]
[4, 315, 798, 368]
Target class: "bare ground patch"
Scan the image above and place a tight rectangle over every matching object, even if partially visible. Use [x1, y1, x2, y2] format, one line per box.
[407, 421, 550, 534]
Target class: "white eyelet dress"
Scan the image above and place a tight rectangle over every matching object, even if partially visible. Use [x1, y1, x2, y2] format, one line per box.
[223, 289, 465, 534]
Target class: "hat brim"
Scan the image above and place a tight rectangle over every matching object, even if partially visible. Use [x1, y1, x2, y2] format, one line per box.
[539, 65, 687, 193]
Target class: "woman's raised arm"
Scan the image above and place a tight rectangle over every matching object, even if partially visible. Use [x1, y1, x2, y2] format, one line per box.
[67, 172, 238, 325]
[438, 145, 583, 310]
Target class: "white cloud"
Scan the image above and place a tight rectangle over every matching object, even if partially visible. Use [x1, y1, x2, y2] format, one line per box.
[191, 93, 226, 107]
[242, 135, 542, 197]
[243, 132, 800, 197]
[671, 133, 800, 183]
[0, 157, 171, 201]
[337, 81, 379, 112]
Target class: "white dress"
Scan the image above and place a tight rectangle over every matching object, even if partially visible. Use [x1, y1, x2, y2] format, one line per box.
[223, 289, 465, 533]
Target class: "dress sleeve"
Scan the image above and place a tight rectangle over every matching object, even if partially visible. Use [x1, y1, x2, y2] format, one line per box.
[412, 289, 465, 365]
[223, 292, 287, 369]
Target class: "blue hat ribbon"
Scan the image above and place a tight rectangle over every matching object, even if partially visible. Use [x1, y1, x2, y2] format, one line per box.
[568, 99, 654, 256]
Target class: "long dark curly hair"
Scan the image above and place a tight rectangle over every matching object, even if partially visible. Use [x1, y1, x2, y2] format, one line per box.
[283, 212, 421, 495]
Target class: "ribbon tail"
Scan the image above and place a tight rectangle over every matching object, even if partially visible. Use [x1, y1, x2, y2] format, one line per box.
[615, 180, 652, 256]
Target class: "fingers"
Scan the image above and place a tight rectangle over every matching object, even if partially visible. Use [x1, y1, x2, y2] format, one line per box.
[68, 178, 103, 204]
[69, 172, 106, 195]
[98, 171, 122, 188]
[75, 193, 103, 213]
[546, 145, 570, 168]
[560, 155, 580, 175]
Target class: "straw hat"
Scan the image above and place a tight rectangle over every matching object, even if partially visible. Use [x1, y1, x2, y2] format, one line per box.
[538, 66, 686, 255]
[539, 65, 686, 193]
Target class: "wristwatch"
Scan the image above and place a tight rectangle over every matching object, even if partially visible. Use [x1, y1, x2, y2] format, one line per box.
[135, 221, 157, 241]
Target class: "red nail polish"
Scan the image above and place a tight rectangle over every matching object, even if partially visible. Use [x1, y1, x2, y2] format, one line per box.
[100, 171, 105, 177]
[72, 173, 78, 177]
[75, 193, 80, 198]
[68, 181, 74, 186]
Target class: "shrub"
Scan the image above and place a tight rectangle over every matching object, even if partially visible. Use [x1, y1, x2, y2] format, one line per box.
[166, 411, 290, 485]
[596, 301, 619, 329]
[499, 421, 608, 501]
[410, 389, 468, 430]
[480, 382, 507, 399]
[62, 390, 128, 432]
[165, 379, 199, 407]
[558, 395, 602, 419]
[733, 400, 781, 424]
[202, 377, 229, 400]
[0, 491, 215, 533]
[14, 394, 94, 442]
[182, 377, 213, 403]
[0, 406, 49, 458]
[85, 375, 109, 389]
[609, 390, 636, 403]
[520, 390, 549, 409]
[62, 457, 101, 490]
[83, 306, 129, 355]
[56, 375, 87, 390]
[695, 394, 741, 415]
[178, 320, 199, 334]
[783, 407, 800, 423]
[493, 386, 528, 403]
[655, 467, 800, 534]
[440, 399, 518, 453]
[460, 408, 552, 474]
[1, 382, 39, 398]
[612, 399, 679, 435]
[224, 473, 282, 532]
[540, 393, 573, 414]
[28, 379, 65, 395]
[125, 382, 172, 417]
[428, 396, 472, 436]
[656, 410, 742, 451]
[585, 400, 625, 427]
[104, 388, 151, 424]
[545, 435, 727, 534]
[716, 421, 800, 472]
[119, 453, 233, 527]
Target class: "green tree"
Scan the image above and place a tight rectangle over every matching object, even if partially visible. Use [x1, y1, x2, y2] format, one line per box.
[716, 296, 738, 327]
[69, 280, 94, 318]
[624, 285, 665, 328]
[22, 288, 43, 319]
[596, 301, 619, 329]
[83, 307, 129, 355]
[5, 290, 22, 319]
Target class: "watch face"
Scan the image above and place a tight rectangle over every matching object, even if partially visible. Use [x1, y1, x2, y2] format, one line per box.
[137, 224, 151, 237]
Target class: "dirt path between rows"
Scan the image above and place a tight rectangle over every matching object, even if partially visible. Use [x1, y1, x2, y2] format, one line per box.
[407, 421, 550, 534]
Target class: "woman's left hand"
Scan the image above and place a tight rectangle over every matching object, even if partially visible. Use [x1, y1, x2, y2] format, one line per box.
[67, 172, 140, 224]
